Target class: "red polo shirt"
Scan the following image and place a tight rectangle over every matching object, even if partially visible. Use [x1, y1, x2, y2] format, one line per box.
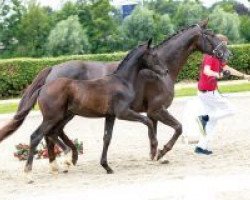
[198, 54, 226, 91]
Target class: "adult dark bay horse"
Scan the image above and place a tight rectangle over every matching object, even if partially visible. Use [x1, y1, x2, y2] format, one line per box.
[0, 20, 230, 170]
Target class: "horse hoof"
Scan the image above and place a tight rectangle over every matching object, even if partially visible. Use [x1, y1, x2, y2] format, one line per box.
[160, 160, 170, 165]
[50, 160, 59, 175]
[25, 173, 34, 184]
[156, 149, 164, 161]
[27, 180, 34, 184]
[107, 169, 114, 174]
[63, 150, 73, 166]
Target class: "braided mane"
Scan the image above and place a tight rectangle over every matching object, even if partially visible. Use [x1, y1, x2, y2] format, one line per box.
[115, 43, 146, 72]
[154, 24, 197, 49]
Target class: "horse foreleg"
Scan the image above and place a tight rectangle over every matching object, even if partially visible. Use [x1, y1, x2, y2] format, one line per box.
[147, 117, 158, 160]
[100, 116, 115, 174]
[116, 108, 157, 160]
[148, 109, 182, 160]
[133, 69, 161, 109]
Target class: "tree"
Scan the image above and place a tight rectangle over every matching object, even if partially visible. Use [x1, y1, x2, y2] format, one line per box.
[46, 15, 89, 56]
[240, 15, 250, 42]
[209, 7, 240, 43]
[210, 0, 235, 13]
[146, 0, 182, 18]
[122, 6, 174, 49]
[84, 0, 121, 53]
[17, 1, 53, 56]
[0, 0, 25, 56]
[54, 1, 79, 23]
[173, 0, 205, 29]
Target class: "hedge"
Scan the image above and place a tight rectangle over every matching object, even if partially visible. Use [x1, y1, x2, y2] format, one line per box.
[0, 44, 249, 98]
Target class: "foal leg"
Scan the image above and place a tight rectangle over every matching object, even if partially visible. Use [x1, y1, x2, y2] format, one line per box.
[148, 109, 182, 160]
[148, 117, 158, 160]
[45, 136, 59, 174]
[45, 113, 77, 172]
[100, 116, 115, 174]
[24, 122, 55, 183]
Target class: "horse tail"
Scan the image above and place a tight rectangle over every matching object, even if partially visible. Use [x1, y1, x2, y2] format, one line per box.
[0, 67, 52, 142]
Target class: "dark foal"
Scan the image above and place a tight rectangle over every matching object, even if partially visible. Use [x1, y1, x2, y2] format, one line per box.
[23, 39, 166, 181]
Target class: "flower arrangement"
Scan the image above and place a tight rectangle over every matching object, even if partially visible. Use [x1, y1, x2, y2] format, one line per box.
[14, 139, 83, 161]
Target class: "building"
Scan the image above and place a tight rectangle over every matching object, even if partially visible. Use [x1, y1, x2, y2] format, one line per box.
[111, 0, 142, 18]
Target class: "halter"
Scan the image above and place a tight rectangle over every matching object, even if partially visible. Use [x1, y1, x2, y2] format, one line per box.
[196, 24, 226, 59]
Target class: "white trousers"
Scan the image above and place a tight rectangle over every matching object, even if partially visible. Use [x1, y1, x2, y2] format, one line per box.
[197, 90, 236, 150]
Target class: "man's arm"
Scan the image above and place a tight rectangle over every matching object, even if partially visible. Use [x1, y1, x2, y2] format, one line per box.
[223, 65, 250, 81]
[203, 65, 222, 78]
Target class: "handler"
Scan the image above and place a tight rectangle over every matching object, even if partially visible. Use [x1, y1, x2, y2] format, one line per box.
[195, 34, 250, 155]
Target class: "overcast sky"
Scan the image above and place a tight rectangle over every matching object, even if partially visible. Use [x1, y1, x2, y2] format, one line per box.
[37, 0, 250, 9]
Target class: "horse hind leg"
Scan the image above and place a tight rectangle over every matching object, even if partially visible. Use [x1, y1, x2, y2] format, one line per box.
[148, 109, 182, 161]
[116, 106, 157, 159]
[24, 121, 57, 183]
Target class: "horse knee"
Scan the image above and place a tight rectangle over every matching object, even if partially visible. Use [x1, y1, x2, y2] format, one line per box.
[175, 123, 182, 136]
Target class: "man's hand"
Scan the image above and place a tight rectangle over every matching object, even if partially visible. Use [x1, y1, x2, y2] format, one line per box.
[243, 74, 250, 81]
[215, 72, 223, 79]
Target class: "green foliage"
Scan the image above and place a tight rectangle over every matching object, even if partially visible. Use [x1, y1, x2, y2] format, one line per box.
[240, 15, 250, 42]
[16, 1, 53, 57]
[85, 0, 121, 53]
[0, 52, 125, 98]
[46, 15, 89, 56]
[209, 7, 241, 43]
[146, 0, 182, 17]
[210, 0, 236, 13]
[0, 44, 249, 98]
[0, 0, 25, 55]
[173, 0, 204, 29]
[122, 6, 174, 48]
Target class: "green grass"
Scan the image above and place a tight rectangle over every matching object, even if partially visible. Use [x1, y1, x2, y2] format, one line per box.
[175, 83, 250, 97]
[0, 83, 249, 114]
[0, 104, 38, 114]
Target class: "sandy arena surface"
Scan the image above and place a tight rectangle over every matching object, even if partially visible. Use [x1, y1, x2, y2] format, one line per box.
[1, 93, 250, 200]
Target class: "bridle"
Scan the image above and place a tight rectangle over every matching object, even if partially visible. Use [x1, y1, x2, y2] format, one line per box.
[196, 24, 227, 59]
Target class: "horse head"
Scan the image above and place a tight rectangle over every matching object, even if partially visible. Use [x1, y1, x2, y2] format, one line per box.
[142, 38, 168, 76]
[195, 19, 231, 62]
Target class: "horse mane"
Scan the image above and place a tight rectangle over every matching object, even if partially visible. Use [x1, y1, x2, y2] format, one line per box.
[154, 24, 197, 49]
[114, 44, 146, 73]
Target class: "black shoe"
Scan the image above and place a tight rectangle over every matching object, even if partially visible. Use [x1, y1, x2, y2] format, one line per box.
[196, 115, 209, 135]
[195, 147, 213, 155]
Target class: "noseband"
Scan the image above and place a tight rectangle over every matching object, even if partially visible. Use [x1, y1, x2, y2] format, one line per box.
[196, 24, 226, 59]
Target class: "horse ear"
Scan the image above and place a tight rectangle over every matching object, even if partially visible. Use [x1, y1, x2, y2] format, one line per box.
[198, 18, 209, 29]
[147, 38, 153, 49]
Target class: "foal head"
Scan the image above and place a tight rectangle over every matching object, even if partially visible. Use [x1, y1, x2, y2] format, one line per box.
[141, 39, 168, 76]
[195, 19, 230, 62]
[115, 39, 167, 78]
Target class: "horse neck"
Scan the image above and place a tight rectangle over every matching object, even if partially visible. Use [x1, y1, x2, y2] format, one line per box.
[115, 54, 143, 84]
[156, 28, 199, 82]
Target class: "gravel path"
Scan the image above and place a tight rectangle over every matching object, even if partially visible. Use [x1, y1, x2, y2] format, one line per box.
[0, 93, 250, 200]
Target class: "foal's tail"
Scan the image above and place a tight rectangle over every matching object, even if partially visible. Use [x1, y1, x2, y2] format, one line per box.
[0, 67, 52, 142]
